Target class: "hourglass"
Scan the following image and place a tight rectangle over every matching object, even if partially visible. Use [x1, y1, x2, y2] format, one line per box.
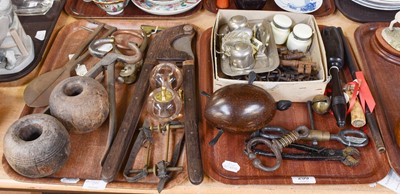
[149, 62, 183, 90]
[147, 63, 183, 124]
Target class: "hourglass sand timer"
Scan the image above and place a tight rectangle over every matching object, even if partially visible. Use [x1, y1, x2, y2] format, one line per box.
[147, 63, 183, 124]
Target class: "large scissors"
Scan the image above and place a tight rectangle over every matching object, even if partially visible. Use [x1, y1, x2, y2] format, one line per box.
[251, 126, 369, 147]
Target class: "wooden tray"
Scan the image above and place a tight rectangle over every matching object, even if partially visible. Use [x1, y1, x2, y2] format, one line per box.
[198, 28, 390, 184]
[203, 0, 335, 17]
[0, 0, 65, 82]
[335, 0, 398, 23]
[1, 20, 191, 190]
[354, 23, 400, 175]
[64, 0, 202, 19]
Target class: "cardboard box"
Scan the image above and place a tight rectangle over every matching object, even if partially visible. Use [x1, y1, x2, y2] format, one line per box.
[211, 10, 329, 102]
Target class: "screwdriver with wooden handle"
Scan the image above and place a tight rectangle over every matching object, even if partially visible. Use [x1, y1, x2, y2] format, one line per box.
[321, 27, 347, 128]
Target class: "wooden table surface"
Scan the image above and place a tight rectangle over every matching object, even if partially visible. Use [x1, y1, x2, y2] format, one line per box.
[0, 6, 396, 194]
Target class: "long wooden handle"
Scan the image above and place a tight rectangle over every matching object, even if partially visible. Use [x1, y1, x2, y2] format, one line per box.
[100, 61, 153, 182]
[183, 60, 204, 185]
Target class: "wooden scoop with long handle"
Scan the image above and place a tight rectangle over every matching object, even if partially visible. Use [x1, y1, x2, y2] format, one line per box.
[23, 23, 116, 107]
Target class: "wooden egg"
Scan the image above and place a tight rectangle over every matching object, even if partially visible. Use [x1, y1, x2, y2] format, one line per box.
[204, 84, 276, 133]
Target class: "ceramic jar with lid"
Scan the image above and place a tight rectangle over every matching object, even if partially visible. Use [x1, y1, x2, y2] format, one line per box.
[286, 23, 313, 52]
[271, 14, 292, 45]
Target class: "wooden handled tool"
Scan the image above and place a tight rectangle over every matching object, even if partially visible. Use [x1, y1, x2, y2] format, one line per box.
[23, 22, 116, 107]
[101, 24, 203, 183]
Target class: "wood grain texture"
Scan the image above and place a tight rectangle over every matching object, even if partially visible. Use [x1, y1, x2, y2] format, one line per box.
[354, 22, 400, 175]
[198, 28, 390, 184]
[64, 0, 202, 19]
[2, 20, 188, 190]
[203, 0, 335, 17]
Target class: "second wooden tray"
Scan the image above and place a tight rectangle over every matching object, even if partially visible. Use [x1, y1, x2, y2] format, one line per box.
[354, 22, 400, 175]
[198, 28, 390, 184]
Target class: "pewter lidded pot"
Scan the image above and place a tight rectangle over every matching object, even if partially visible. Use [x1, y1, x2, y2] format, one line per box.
[229, 41, 254, 69]
[228, 15, 248, 31]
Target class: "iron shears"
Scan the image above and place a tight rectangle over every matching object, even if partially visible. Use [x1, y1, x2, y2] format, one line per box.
[252, 126, 369, 147]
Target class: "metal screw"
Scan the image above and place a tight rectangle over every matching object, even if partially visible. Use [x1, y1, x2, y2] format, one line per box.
[150, 123, 184, 133]
[183, 25, 194, 34]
